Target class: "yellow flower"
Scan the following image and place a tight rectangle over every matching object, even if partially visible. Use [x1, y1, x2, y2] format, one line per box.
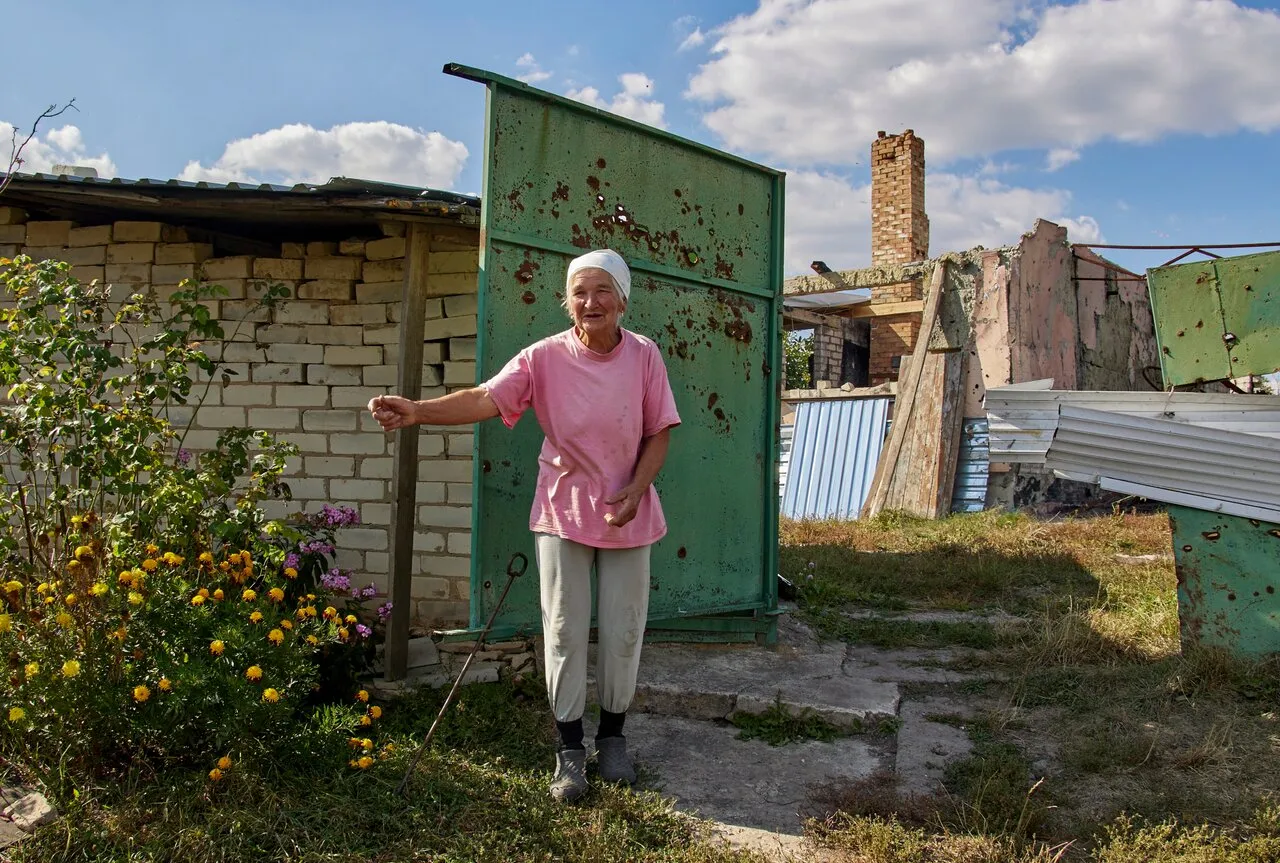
[66, 559, 82, 573]
[198, 588, 210, 599]
[128, 591, 143, 606]
[240, 550, 252, 563]
[212, 589, 224, 601]
[357, 755, 374, 769]
[323, 607, 338, 620]
[218, 561, 231, 572]
[0, 614, 9, 633]
[344, 614, 357, 625]
[267, 629, 284, 645]
[70, 514, 84, 525]
[74, 545, 93, 560]
[279, 619, 293, 631]
[190, 595, 205, 606]
[228, 553, 242, 566]
[198, 551, 214, 565]
[337, 627, 350, 641]
[133, 685, 151, 703]
[241, 589, 257, 602]
[112, 625, 127, 642]
[356, 689, 370, 703]
[43, 596, 54, 605]
[8, 707, 24, 722]
[306, 593, 316, 602]
[243, 561, 255, 576]
[4, 581, 22, 594]
[62, 660, 81, 678]
[24, 662, 39, 678]
[217, 755, 232, 771]
[303, 606, 317, 618]
[145, 543, 159, 556]
[262, 687, 280, 703]
[131, 569, 146, 586]
[210, 640, 225, 656]
[249, 611, 264, 624]
[369, 705, 383, 719]
[283, 567, 298, 579]
[64, 593, 77, 606]
[37, 582, 50, 595]
[268, 587, 284, 603]
[141, 559, 158, 572]
[305, 635, 318, 646]
[361, 738, 374, 751]
[208, 768, 223, 782]
[55, 612, 73, 628]
[158, 677, 172, 691]
[162, 552, 183, 566]
[90, 582, 108, 597]
[245, 665, 263, 682]
[360, 715, 372, 727]
[118, 571, 134, 586]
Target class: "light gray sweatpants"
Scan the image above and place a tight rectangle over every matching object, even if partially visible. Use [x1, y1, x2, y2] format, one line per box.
[535, 534, 651, 723]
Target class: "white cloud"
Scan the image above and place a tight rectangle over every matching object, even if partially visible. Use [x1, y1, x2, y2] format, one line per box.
[783, 168, 1101, 276]
[1045, 148, 1080, 171]
[675, 14, 707, 50]
[515, 53, 552, 85]
[1, 121, 117, 178]
[688, 0, 1280, 166]
[680, 28, 707, 51]
[567, 73, 667, 128]
[177, 121, 468, 188]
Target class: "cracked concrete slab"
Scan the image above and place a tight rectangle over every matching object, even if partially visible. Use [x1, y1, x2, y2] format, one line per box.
[893, 696, 977, 797]
[628, 712, 888, 836]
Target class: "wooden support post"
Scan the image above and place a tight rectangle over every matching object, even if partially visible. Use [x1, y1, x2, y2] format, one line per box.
[384, 223, 431, 681]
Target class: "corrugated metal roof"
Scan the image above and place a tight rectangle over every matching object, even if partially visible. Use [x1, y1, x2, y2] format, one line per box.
[986, 381, 1280, 464]
[1046, 405, 1280, 522]
[950, 418, 989, 513]
[780, 397, 891, 520]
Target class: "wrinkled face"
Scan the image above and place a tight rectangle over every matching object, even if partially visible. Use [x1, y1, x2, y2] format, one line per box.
[567, 267, 624, 335]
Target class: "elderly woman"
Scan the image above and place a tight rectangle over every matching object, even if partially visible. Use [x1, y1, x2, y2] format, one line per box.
[368, 249, 681, 802]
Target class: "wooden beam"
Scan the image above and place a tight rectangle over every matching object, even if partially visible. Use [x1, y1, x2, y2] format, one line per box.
[782, 308, 841, 329]
[860, 261, 948, 519]
[845, 300, 925, 319]
[384, 223, 431, 681]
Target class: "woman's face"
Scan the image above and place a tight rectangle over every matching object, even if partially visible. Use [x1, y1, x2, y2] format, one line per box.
[568, 268, 624, 336]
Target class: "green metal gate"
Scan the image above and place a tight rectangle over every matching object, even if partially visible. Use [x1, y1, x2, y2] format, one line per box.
[444, 63, 783, 642]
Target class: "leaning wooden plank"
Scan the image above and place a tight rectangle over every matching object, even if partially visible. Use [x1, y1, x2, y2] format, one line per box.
[885, 349, 947, 514]
[860, 260, 948, 519]
[932, 349, 969, 517]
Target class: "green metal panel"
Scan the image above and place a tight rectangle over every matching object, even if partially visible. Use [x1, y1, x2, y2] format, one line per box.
[1147, 250, 1280, 386]
[444, 63, 783, 641]
[1169, 505, 1280, 656]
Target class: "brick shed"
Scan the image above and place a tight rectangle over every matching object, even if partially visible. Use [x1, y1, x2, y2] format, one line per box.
[0, 173, 483, 628]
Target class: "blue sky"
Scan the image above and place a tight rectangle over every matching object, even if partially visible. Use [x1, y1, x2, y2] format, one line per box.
[4, 0, 1280, 277]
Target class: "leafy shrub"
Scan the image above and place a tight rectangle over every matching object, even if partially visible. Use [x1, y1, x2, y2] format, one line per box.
[0, 257, 387, 794]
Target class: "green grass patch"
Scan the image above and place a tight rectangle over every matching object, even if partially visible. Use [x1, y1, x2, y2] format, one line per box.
[802, 612, 1008, 649]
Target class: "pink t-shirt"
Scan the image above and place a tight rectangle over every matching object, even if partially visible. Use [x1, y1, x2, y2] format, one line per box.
[481, 328, 682, 549]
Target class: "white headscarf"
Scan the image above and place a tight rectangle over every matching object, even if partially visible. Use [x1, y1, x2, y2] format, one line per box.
[565, 249, 631, 302]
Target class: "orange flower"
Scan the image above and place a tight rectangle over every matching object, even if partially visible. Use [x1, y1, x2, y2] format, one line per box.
[267, 629, 284, 645]
[268, 587, 284, 603]
[245, 665, 263, 682]
[133, 685, 151, 703]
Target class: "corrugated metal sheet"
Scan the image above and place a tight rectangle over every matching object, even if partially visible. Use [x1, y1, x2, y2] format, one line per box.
[986, 381, 1280, 464]
[1045, 405, 1280, 522]
[779, 423, 794, 500]
[781, 398, 891, 520]
[950, 418, 989, 513]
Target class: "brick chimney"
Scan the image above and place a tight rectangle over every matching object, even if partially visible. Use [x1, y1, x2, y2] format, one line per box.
[868, 130, 929, 385]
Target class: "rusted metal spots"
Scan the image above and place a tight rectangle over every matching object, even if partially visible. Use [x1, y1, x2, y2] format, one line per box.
[724, 319, 753, 344]
[506, 188, 525, 212]
[514, 259, 539, 285]
[521, 291, 536, 304]
[1203, 530, 1222, 541]
[596, 157, 606, 169]
[714, 408, 726, 422]
[482, 460, 492, 473]
[713, 255, 735, 280]
[552, 181, 570, 202]
[677, 546, 687, 559]
[586, 176, 600, 192]
[1182, 544, 1194, 552]
[674, 188, 682, 198]
[707, 392, 719, 410]
[738, 203, 744, 216]
[1268, 529, 1280, 539]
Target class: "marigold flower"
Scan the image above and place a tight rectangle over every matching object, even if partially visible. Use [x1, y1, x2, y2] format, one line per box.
[242, 589, 257, 602]
[356, 689, 370, 703]
[112, 625, 127, 642]
[360, 715, 372, 727]
[141, 559, 158, 572]
[305, 635, 319, 646]
[24, 662, 39, 678]
[268, 587, 284, 603]
[262, 687, 280, 703]
[279, 619, 293, 630]
[8, 707, 24, 722]
[212, 588, 224, 601]
[55, 612, 73, 628]
[43, 596, 54, 605]
[4, 581, 22, 594]
[90, 582, 108, 596]
[228, 553, 242, 566]
[197, 587, 210, 599]
[158, 677, 172, 691]
[357, 755, 374, 769]
[243, 562, 254, 576]
[128, 591, 143, 606]
[74, 545, 93, 560]
[63, 593, 76, 606]
[66, 559, 82, 572]
[306, 593, 316, 601]
[267, 629, 284, 645]
[245, 665, 263, 682]
[118, 571, 134, 586]
[337, 627, 350, 640]
[70, 515, 84, 525]
[0, 614, 9, 633]
[163, 552, 183, 566]
[218, 561, 231, 572]
[210, 640, 225, 656]
[145, 543, 159, 556]
[191, 595, 206, 606]
[133, 685, 150, 703]
[283, 567, 298, 579]
[348, 737, 363, 749]
[369, 705, 383, 719]
[62, 660, 80, 678]
[249, 611, 264, 624]
[344, 614, 357, 625]
[323, 607, 338, 620]
[240, 550, 252, 563]
[198, 552, 214, 565]
[37, 582, 50, 595]
[132, 569, 146, 585]
[208, 767, 223, 781]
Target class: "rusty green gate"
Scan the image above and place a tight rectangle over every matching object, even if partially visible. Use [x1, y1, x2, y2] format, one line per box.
[445, 64, 784, 642]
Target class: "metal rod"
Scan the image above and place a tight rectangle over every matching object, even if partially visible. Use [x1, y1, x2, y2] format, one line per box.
[396, 552, 527, 796]
[1072, 241, 1280, 251]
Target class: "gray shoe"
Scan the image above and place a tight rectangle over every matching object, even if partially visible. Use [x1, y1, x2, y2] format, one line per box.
[550, 748, 589, 802]
[595, 736, 636, 785]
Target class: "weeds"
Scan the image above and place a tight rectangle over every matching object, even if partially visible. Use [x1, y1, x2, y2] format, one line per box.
[730, 695, 848, 745]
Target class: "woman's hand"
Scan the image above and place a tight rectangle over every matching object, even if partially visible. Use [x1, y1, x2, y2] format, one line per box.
[368, 395, 422, 431]
[604, 484, 644, 528]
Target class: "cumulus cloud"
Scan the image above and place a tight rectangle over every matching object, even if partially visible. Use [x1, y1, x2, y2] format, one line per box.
[1045, 148, 1080, 171]
[1, 122, 117, 177]
[567, 73, 667, 128]
[783, 169, 1101, 276]
[515, 53, 552, 84]
[688, 0, 1280, 166]
[177, 121, 468, 188]
[674, 14, 707, 50]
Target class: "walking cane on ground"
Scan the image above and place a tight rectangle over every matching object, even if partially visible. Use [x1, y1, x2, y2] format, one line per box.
[396, 551, 528, 796]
